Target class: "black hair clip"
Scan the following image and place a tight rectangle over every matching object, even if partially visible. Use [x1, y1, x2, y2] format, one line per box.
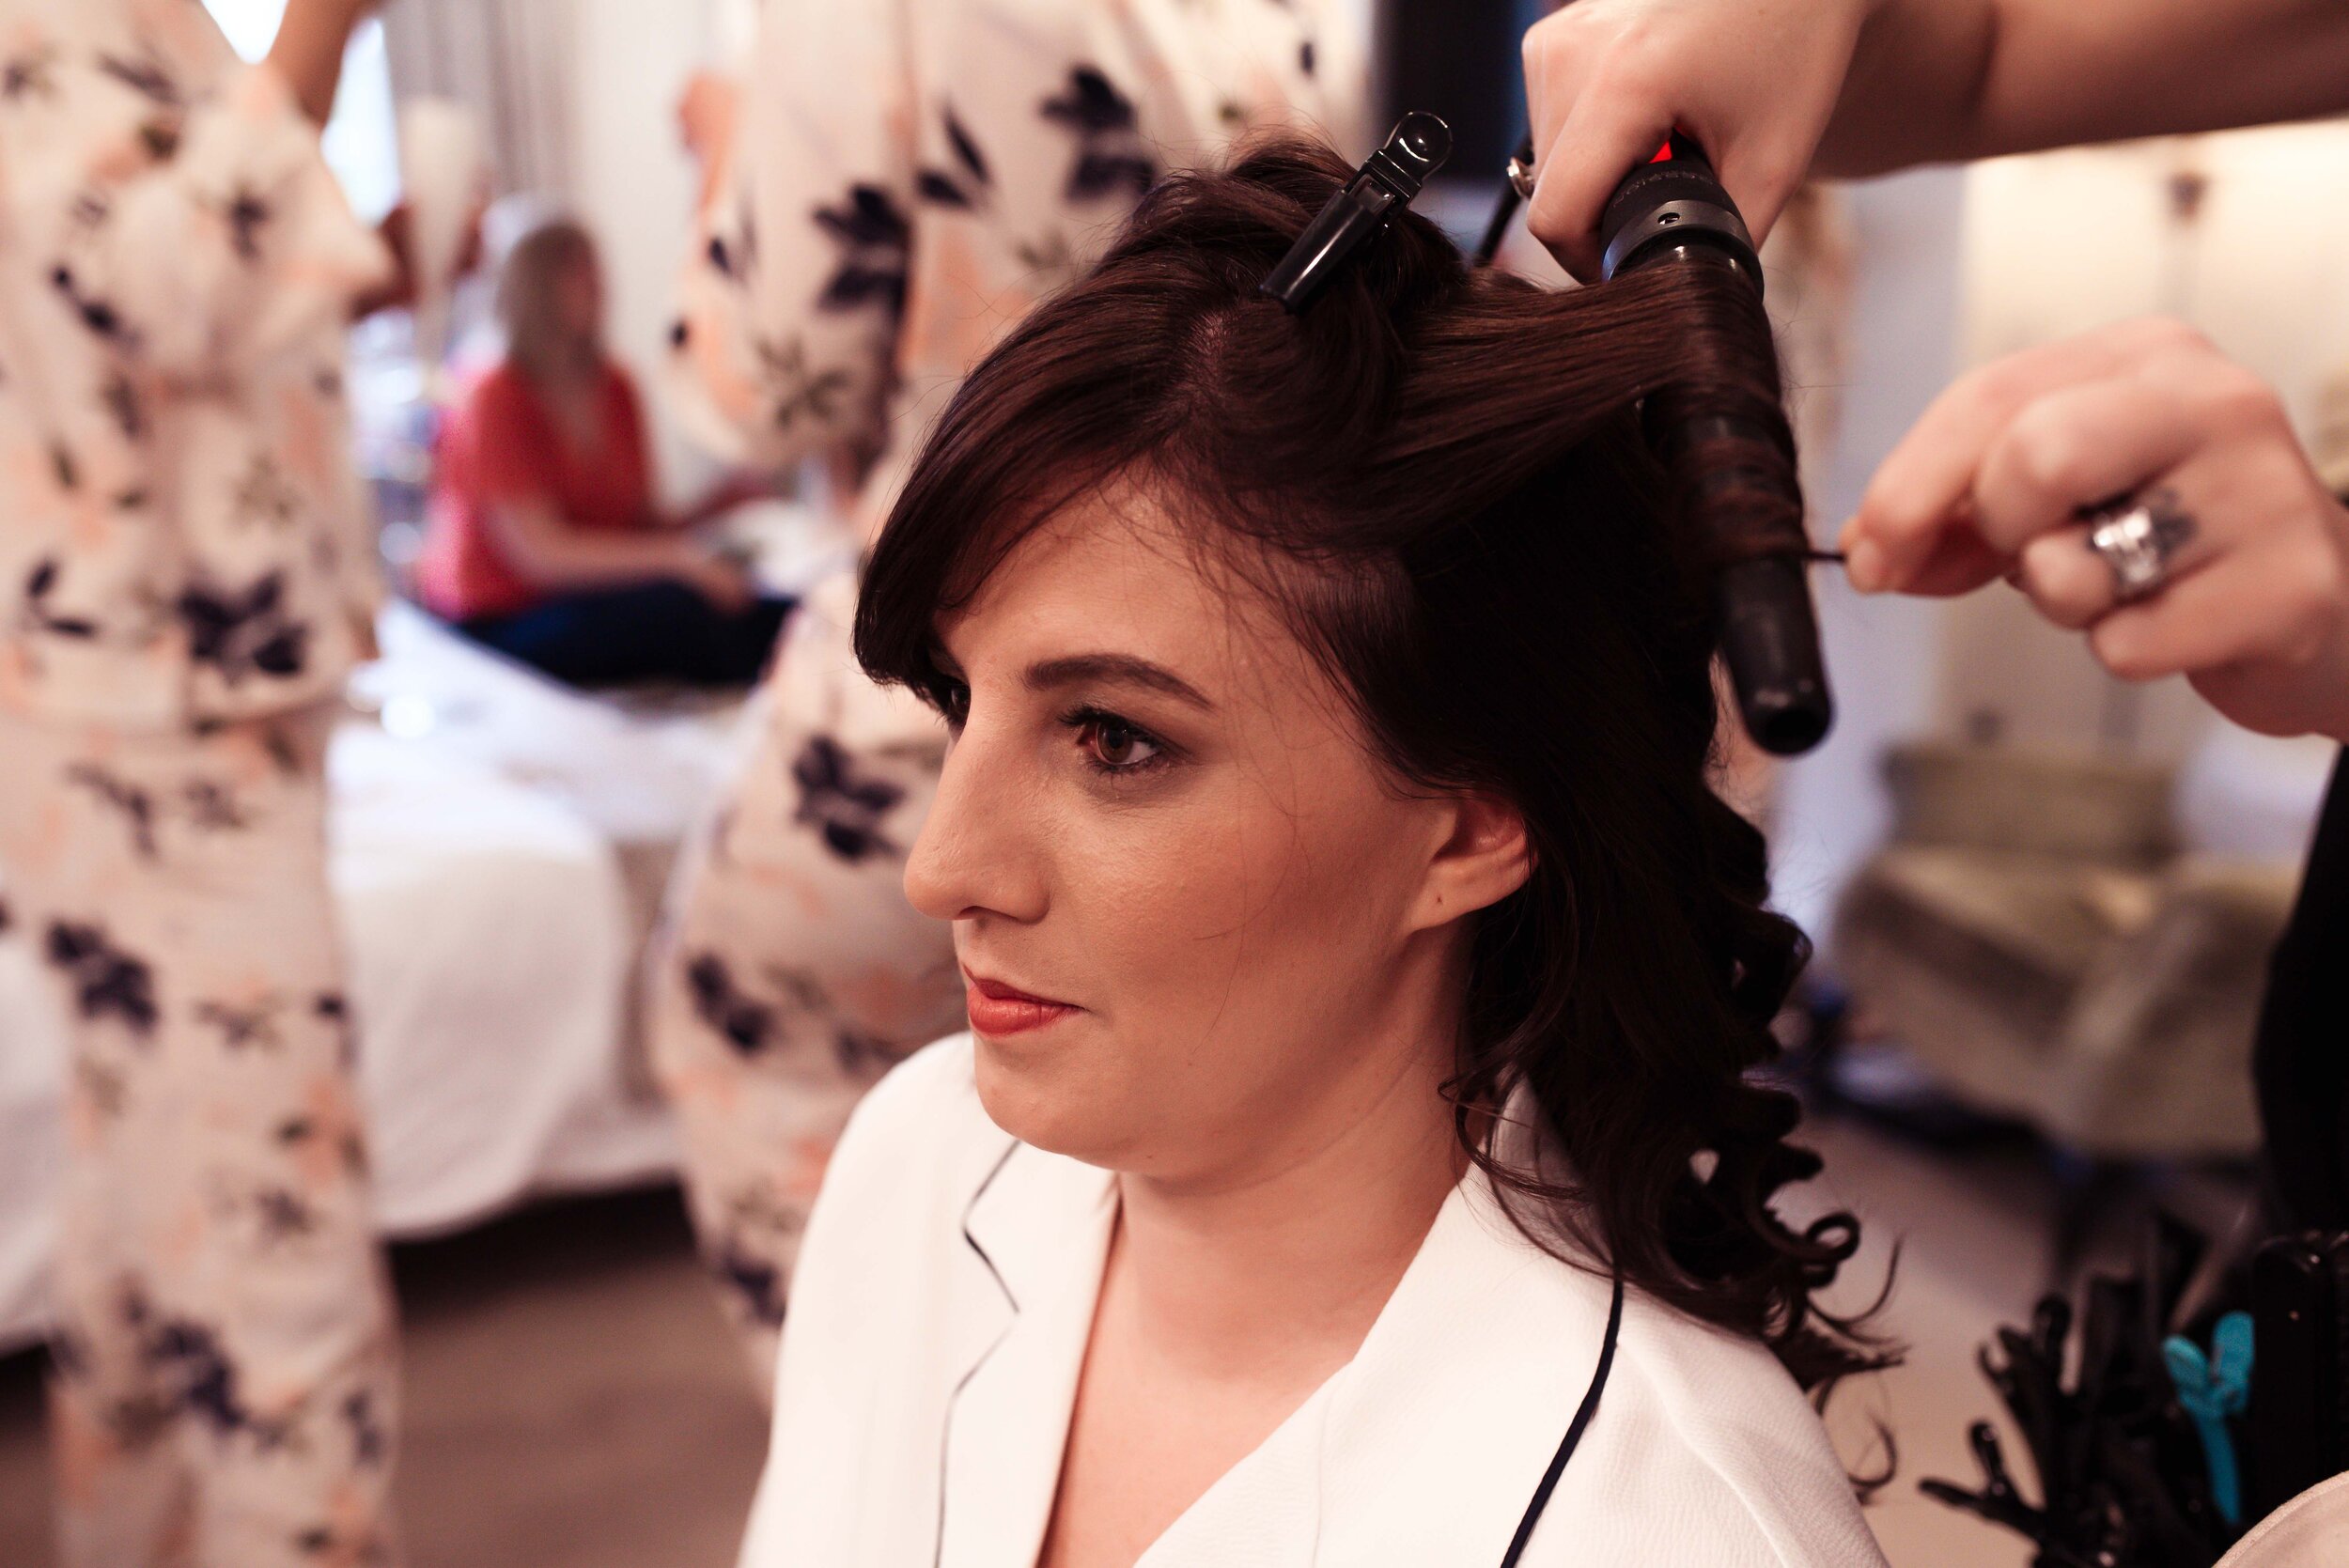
[1258, 112, 1453, 314]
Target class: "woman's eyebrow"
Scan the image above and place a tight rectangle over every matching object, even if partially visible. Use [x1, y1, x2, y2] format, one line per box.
[1024, 653, 1212, 710]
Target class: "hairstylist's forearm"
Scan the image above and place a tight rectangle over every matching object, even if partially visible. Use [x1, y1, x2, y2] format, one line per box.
[266, 0, 376, 126]
[1820, 0, 2349, 176]
[1522, 0, 2349, 279]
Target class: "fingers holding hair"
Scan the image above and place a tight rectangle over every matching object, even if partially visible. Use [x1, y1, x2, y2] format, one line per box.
[2088, 529, 2347, 687]
[1842, 318, 2216, 594]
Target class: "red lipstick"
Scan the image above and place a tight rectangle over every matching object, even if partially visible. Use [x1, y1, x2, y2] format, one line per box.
[963, 970, 1079, 1036]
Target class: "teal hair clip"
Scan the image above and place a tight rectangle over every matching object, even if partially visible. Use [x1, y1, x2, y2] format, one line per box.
[2163, 1312, 2254, 1528]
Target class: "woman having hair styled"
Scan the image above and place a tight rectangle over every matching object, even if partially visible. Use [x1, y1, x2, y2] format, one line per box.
[416, 215, 790, 687]
[737, 137, 1893, 1567]
[648, 0, 1359, 1395]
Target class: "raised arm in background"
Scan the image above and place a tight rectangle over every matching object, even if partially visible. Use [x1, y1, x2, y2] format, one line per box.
[265, 0, 376, 125]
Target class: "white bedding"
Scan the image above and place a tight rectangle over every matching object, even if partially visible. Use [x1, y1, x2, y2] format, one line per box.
[0, 602, 763, 1352]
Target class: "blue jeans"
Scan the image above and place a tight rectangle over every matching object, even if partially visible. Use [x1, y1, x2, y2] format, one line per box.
[460, 581, 793, 689]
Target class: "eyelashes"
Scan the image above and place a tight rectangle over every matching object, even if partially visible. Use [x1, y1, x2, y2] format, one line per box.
[922, 675, 972, 730]
[916, 674, 1179, 783]
[1058, 704, 1174, 778]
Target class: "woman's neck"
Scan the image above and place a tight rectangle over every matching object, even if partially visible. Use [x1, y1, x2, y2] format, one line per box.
[1110, 1007, 1466, 1384]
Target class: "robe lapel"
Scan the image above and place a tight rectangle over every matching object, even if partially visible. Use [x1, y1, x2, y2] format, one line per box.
[1311, 1172, 1619, 1564]
[937, 1140, 1119, 1568]
[1144, 1165, 1618, 1567]
[1137, 1388, 1332, 1567]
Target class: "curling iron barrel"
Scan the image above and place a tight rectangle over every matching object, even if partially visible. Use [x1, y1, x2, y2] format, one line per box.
[1598, 135, 1835, 756]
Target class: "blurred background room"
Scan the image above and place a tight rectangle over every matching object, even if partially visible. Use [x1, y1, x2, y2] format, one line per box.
[1, 2, 2345, 1565]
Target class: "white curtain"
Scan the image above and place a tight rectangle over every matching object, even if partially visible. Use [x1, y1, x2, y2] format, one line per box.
[380, 0, 577, 197]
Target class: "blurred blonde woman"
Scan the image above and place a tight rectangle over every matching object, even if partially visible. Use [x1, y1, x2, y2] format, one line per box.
[653, 0, 1363, 1392]
[417, 215, 791, 688]
[0, 0, 402, 1562]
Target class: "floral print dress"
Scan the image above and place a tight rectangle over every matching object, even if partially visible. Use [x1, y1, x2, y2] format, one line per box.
[651, 0, 1361, 1392]
[0, 4, 398, 1564]
[0, 0, 388, 731]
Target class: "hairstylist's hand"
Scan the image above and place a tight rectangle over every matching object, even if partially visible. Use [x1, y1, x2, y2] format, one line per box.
[1521, 0, 1874, 279]
[1841, 318, 2349, 743]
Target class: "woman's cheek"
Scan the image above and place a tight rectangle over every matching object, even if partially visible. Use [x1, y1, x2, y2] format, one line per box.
[1072, 790, 1253, 1011]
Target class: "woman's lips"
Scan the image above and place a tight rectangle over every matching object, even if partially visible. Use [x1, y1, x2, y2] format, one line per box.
[963, 971, 1079, 1036]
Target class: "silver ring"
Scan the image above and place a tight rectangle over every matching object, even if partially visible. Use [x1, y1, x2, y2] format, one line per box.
[1507, 153, 1538, 202]
[2083, 489, 2197, 602]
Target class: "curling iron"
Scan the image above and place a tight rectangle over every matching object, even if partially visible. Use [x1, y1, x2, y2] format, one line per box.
[1262, 118, 1833, 755]
[1603, 134, 1831, 754]
[1492, 132, 1834, 755]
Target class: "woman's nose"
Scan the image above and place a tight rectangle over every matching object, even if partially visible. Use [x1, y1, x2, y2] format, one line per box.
[903, 718, 1049, 925]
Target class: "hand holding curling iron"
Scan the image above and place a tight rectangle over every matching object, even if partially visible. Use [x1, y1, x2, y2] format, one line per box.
[1522, 0, 2349, 747]
[1519, 0, 1871, 279]
[1839, 318, 2349, 745]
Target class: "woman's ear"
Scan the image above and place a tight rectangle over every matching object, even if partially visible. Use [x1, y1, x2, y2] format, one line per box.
[1409, 792, 1532, 930]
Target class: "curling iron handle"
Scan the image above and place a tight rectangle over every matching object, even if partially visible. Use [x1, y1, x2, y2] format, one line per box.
[1716, 556, 1832, 756]
[1596, 133, 1760, 293]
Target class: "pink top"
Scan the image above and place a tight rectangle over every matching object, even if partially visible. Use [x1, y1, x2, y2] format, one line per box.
[417, 360, 655, 622]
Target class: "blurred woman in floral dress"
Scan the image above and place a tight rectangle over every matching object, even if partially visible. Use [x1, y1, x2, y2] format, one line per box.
[0, 1, 403, 1560]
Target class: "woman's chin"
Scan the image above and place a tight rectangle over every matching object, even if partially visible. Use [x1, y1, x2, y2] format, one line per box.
[971, 1028, 1130, 1166]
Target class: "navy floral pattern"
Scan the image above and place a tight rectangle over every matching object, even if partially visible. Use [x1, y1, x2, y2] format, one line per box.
[916, 107, 993, 209]
[0, 691, 397, 1565]
[1041, 66, 1158, 201]
[177, 573, 311, 687]
[813, 184, 913, 316]
[665, 0, 1355, 537]
[0, 0, 390, 731]
[789, 734, 906, 862]
[45, 921, 159, 1035]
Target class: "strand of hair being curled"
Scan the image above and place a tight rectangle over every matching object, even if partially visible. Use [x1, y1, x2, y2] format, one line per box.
[857, 136, 1897, 1410]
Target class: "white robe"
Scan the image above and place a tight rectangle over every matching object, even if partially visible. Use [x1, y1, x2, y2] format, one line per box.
[739, 1037, 1892, 1567]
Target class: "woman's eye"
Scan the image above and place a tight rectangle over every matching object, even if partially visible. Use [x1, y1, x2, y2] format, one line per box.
[930, 679, 972, 727]
[1081, 716, 1162, 772]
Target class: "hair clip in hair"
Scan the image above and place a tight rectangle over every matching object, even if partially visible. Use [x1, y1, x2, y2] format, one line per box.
[1258, 112, 1453, 314]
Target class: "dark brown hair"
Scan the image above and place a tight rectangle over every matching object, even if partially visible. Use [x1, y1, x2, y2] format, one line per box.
[857, 137, 1892, 1398]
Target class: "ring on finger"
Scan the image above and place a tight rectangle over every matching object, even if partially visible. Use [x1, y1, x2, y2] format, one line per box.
[1507, 153, 1539, 202]
[2081, 488, 2198, 603]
